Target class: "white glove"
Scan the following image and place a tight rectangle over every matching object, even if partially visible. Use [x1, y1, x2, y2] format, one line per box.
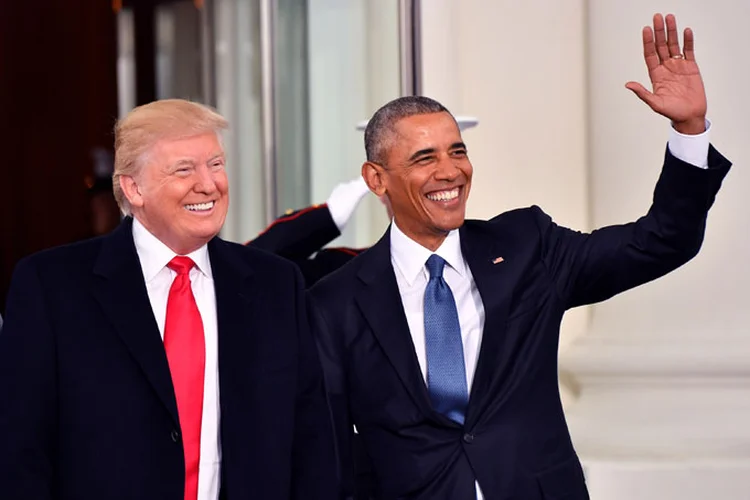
[326, 176, 371, 231]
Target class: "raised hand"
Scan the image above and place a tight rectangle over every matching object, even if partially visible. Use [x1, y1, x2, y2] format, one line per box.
[625, 13, 707, 135]
[326, 177, 371, 231]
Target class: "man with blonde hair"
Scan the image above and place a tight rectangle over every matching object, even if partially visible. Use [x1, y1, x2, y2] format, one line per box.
[0, 99, 338, 500]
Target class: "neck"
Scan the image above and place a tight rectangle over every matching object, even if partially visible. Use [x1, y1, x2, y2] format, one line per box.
[133, 214, 208, 255]
[393, 218, 449, 252]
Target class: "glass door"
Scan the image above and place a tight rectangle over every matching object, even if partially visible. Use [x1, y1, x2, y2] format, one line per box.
[301, 0, 402, 248]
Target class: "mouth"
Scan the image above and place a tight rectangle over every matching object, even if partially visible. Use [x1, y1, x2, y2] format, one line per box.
[425, 186, 462, 206]
[184, 200, 216, 213]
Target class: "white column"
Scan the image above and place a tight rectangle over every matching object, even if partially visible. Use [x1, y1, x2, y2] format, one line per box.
[560, 2, 750, 499]
[419, 0, 462, 110]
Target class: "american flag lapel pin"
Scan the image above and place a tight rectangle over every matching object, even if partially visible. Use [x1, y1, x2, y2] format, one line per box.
[492, 256, 505, 264]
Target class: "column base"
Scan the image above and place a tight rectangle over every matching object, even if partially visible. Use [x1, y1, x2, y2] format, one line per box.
[560, 336, 750, 459]
[583, 460, 750, 500]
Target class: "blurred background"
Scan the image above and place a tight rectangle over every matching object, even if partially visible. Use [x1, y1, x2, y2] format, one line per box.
[1, 1, 749, 498]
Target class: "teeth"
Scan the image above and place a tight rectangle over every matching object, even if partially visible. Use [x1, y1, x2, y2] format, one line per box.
[426, 188, 459, 202]
[185, 201, 215, 211]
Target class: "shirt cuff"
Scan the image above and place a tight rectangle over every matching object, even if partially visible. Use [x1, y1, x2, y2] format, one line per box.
[667, 119, 711, 169]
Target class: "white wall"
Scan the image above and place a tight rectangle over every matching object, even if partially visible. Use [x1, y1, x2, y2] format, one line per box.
[586, 0, 750, 341]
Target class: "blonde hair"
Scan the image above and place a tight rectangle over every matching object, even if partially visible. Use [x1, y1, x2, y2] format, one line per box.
[113, 99, 229, 215]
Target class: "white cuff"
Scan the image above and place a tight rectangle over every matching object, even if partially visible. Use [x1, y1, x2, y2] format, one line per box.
[667, 119, 711, 169]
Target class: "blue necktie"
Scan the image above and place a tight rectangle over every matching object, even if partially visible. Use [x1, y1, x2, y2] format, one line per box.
[424, 254, 469, 424]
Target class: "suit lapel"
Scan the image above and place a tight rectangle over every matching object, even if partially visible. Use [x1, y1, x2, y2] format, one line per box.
[92, 218, 179, 426]
[460, 222, 514, 428]
[354, 231, 435, 419]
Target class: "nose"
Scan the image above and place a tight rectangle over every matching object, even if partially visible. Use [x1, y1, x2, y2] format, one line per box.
[194, 164, 218, 194]
[434, 156, 460, 181]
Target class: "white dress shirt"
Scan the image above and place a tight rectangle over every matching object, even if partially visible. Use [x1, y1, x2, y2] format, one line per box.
[133, 219, 221, 500]
[388, 124, 711, 500]
[390, 224, 485, 393]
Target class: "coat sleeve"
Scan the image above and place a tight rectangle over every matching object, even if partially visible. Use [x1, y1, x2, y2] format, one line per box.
[290, 267, 343, 499]
[0, 257, 57, 500]
[535, 144, 731, 309]
[247, 204, 341, 261]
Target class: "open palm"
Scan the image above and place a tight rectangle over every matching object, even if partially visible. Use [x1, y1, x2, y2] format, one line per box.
[626, 14, 707, 134]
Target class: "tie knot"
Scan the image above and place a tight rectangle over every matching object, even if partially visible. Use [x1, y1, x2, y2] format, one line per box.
[425, 254, 446, 279]
[168, 256, 195, 275]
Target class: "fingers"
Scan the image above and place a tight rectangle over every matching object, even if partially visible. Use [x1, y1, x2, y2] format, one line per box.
[646, 13, 694, 65]
[652, 13, 670, 62]
[665, 14, 682, 57]
[625, 82, 658, 109]
[642, 26, 660, 72]
[683, 27, 696, 61]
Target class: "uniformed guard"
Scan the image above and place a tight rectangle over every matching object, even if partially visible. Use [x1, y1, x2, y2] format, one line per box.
[248, 177, 372, 286]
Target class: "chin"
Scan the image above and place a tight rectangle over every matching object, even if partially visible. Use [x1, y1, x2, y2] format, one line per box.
[189, 222, 222, 240]
[431, 221, 463, 235]
[440, 214, 466, 231]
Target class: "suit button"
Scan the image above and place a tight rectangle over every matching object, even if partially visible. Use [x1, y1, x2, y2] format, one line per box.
[463, 433, 475, 444]
[171, 429, 180, 443]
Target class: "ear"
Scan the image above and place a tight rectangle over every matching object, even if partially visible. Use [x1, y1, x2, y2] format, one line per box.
[362, 161, 387, 197]
[119, 174, 145, 209]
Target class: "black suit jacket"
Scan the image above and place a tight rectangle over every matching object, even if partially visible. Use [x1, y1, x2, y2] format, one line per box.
[309, 146, 731, 500]
[0, 217, 338, 500]
[249, 204, 364, 286]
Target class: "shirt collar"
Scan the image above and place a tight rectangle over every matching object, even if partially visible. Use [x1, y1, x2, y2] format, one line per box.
[132, 217, 213, 283]
[389, 221, 465, 287]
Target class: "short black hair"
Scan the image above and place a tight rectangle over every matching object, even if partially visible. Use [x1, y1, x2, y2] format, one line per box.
[364, 96, 453, 164]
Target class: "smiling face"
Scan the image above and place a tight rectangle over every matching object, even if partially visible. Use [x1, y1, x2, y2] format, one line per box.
[363, 111, 472, 251]
[120, 131, 229, 254]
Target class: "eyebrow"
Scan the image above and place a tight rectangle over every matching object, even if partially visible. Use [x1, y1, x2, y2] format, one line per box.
[407, 142, 467, 162]
[170, 159, 195, 169]
[408, 148, 436, 162]
[168, 153, 224, 169]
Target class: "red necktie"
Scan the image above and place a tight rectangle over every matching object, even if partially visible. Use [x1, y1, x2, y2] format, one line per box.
[164, 256, 205, 500]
